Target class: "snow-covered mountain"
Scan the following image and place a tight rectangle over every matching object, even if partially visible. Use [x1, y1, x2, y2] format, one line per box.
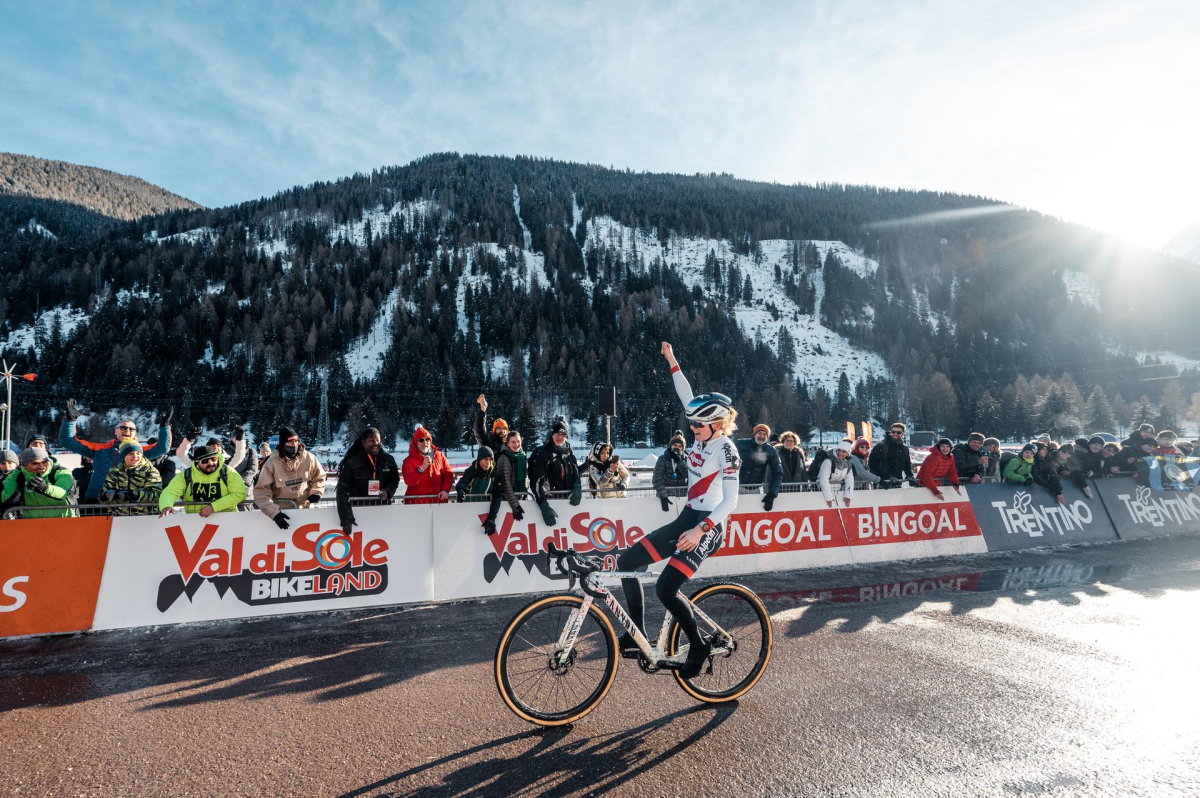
[1164, 222, 1200, 266]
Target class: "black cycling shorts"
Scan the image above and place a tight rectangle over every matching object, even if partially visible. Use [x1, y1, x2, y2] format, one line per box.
[635, 506, 724, 578]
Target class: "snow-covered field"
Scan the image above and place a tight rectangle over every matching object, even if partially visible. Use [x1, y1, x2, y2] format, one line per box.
[1, 305, 90, 351]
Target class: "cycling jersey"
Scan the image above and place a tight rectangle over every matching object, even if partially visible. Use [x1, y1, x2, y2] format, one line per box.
[671, 367, 741, 526]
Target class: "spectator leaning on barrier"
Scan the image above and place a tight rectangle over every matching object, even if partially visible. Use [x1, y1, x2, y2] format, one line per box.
[528, 419, 583, 526]
[485, 430, 529, 535]
[159, 443, 247, 518]
[456, 445, 495, 503]
[847, 437, 881, 486]
[401, 425, 453, 505]
[1121, 423, 1155, 451]
[59, 401, 172, 501]
[736, 423, 783, 511]
[869, 422, 914, 486]
[1156, 430, 1180, 456]
[1035, 442, 1091, 503]
[337, 427, 400, 533]
[653, 430, 689, 511]
[1099, 442, 1129, 476]
[917, 438, 961, 500]
[255, 426, 327, 529]
[101, 441, 162, 516]
[0, 447, 76, 518]
[982, 437, 1001, 478]
[816, 440, 855, 508]
[586, 442, 630, 499]
[1073, 435, 1106, 478]
[1179, 440, 1195, 456]
[473, 394, 510, 456]
[954, 432, 989, 484]
[1002, 443, 1037, 485]
[774, 431, 807, 486]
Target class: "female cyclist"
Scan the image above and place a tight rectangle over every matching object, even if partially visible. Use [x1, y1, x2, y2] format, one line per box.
[615, 341, 742, 678]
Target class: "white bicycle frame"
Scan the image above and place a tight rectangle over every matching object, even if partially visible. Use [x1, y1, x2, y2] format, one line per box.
[555, 569, 732, 666]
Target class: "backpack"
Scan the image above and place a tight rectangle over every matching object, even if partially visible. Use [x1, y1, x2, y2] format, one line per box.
[183, 464, 231, 503]
[806, 449, 831, 482]
[999, 451, 1018, 472]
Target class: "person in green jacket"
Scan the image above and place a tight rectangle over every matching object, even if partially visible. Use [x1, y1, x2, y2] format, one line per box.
[1002, 443, 1037, 485]
[0, 447, 76, 519]
[101, 441, 163, 516]
[158, 444, 248, 518]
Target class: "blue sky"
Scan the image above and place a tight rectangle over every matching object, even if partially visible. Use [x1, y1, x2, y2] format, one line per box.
[2, 0, 1198, 247]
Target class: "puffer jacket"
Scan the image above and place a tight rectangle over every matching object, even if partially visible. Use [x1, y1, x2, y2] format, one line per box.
[401, 433, 453, 504]
[917, 449, 960, 497]
[868, 438, 913, 481]
[816, 452, 855, 503]
[775, 445, 807, 484]
[586, 443, 630, 499]
[653, 447, 689, 498]
[158, 453, 248, 514]
[735, 438, 783, 496]
[0, 464, 76, 518]
[489, 446, 528, 517]
[1002, 455, 1035, 485]
[953, 443, 987, 480]
[254, 443, 327, 518]
[101, 459, 163, 516]
[59, 419, 171, 499]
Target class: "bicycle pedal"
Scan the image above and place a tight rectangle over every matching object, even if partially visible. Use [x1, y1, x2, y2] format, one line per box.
[619, 647, 641, 659]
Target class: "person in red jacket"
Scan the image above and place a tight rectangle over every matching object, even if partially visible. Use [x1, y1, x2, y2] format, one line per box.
[402, 426, 453, 504]
[917, 438, 962, 500]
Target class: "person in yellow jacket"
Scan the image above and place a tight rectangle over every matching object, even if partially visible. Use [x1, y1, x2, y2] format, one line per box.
[158, 444, 248, 518]
[254, 426, 326, 530]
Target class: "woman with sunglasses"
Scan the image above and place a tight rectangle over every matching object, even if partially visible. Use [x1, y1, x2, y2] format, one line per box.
[846, 437, 881, 487]
[612, 341, 741, 679]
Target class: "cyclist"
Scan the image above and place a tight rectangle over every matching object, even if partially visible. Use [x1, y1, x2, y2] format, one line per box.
[614, 341, 741, 679]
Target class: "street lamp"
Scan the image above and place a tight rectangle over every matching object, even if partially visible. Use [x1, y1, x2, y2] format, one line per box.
[1, 360, 37, 452]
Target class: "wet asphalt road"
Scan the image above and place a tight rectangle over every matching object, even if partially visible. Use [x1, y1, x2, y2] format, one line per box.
[3, 535, 1200, 798]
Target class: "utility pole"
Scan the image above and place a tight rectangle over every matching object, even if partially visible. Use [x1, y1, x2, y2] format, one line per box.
[1, 361, 36, 451]
[317, 373, 331, 447]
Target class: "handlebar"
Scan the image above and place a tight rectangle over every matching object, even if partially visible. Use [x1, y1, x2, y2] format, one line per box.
[546, 542, 605, 594]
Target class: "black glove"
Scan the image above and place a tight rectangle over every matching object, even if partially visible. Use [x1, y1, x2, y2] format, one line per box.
[26, 476, 48, 494]
[483, 517, 497, 536]
[512, 503, 525, 521]
[763, 494, 776, 512]
[660, 496, 671, 512]
[273, 512, 291, 530]
[158, 407, 175, 427]
[455, 488, 465, 503]
[101, 489, 116, 502]
[65, 399, 80, 421]
[341, 522, 354, 536]
[569, 482, 582, 506]
[306, 493, 322, 505]
[539, 501, 558, 526]
[186, 427, 202, 441]
[1023, 478, 1034, 486]
[233, 427, 245, 442]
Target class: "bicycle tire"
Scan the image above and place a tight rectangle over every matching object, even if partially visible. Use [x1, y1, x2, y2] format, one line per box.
[495, 594, 619, 726]
[668, 582, 772, 703]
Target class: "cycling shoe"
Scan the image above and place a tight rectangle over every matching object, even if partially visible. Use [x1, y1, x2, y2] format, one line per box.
[678, 639, 712, 679]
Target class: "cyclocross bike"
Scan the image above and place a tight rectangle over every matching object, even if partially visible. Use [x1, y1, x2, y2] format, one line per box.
[495, 543, 773, 726]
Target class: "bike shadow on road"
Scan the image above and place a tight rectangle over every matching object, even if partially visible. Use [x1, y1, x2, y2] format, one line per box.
[331, 702, 738, 798]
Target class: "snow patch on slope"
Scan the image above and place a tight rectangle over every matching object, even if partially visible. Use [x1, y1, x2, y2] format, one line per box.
[513, 185, 533, 251]
[2, 306, 89, 351]
[22, 219, 57, 239]
[1164, 221, 1200, 266]
[328, 199, 441, 247]
[1062, 270, 1102, 311]
[344, 288, 399, 382]
[582, 216, 889, 388]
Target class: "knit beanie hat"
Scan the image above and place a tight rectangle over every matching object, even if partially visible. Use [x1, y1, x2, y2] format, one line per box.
[752, 423, 771, 436]
[1138, 423, 1155, 434]
[836, 440, 854, 453]
[477, 445, 494, 460]
[18, 446, 48, 467]
[854, 437, 871, 450]
[551, 419, 568, 435]
[492, 418, 508, 433]
[967, 432, 985, 443]
[279, 426, 299, 444]
[118, 441, 142, 460]
[1021, 443, 1037, 456]
[669, 430, 686, 447]
[983, 437, 1000, 448]
[936, 438, 953, 449]
[3, 448, 21, 465]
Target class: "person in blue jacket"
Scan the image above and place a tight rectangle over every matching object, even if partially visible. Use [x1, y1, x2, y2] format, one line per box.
[58, 399, 172, 501]
[736, 423, 783, 510]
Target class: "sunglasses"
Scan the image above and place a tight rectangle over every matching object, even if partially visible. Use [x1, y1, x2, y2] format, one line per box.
[890, 431, 903, 435]
[197, 456, 220, 465]
[688, 420, 707, 429]
[117, 426, 137, 432]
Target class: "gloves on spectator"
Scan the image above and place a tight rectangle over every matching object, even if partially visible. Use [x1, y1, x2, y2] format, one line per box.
[26, 476, 48, 494]
[569, 482, 582, 506]
[483, 516, 497, 536]
[660, 496, 671, 512]
[305, 494, 321, 505]
[233, 427, 245, 442]
[511, 503, 525, 522]
[539, 501, 558, 526]
[274, 512, 291, 530]
[158, 407, 175, 427]
[101, 489, 116, 502]
[342, 518, 355, 536]
[763, 494, 776, 512]
[456, 488, 465, 503]
[65, 399, 81, 421]
[186, 427, 202, 441]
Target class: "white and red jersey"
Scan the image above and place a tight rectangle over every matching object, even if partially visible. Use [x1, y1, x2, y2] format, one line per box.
[672, 367, 741, 526]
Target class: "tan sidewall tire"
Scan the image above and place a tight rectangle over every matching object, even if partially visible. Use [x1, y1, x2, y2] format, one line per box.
[495, 594, 619, 726]
[670, 582, 773, 703]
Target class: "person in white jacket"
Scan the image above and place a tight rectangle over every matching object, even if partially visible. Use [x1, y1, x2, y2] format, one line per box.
[818, 440, 855, 508]
[177, 428, 248, 471]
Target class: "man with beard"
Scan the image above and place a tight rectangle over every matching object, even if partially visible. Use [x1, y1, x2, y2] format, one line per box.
[527, 419, 583, 526]
[337, 427, 400, 535]
[653, 430, 689, 511]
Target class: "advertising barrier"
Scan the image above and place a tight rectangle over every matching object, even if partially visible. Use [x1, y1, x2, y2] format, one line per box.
[92, 504, 435, 630]
[965, 481, 1118, 550]
[1093, 477, 1200, 539]
[0, 516, 112, 637]
[838, 487, 987, 563]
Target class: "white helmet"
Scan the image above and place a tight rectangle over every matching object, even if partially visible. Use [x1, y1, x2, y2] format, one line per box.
[685, 392, 734, 423]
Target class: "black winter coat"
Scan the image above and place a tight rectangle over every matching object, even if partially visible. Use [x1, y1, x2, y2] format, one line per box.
[474, 408, 508, 455]
[336, 449, 400, 527]
[527, 440, 580, 504]
[953, 443, 987, 479]
[652, 448, 688, 498]
[775, 445, 807, 484]
[735, 438, 783, 495]
[868, 439, 913, 481]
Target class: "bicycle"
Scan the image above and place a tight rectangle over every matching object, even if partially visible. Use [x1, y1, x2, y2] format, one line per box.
[495, 543, 773, 726]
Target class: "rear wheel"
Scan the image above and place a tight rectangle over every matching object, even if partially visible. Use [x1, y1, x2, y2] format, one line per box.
[668, 582, 772, 702]
[495, 594, 618, 726]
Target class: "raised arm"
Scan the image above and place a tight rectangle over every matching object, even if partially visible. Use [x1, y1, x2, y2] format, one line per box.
[662, 342, 694, 406]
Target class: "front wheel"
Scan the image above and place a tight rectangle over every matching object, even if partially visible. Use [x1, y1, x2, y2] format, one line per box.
[495, 594, 618, 726]
[668, 582, 772, 703]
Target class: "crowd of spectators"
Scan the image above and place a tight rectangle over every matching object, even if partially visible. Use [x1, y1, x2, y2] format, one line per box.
[1, 393, 1194, 523]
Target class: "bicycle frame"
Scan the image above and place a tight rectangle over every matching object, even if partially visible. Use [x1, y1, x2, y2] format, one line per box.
[555, 569, 732, 666]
